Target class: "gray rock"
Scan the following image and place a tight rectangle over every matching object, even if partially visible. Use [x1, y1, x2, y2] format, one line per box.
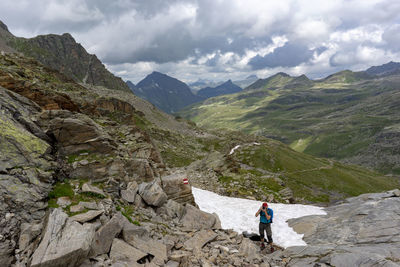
[57, 197, 72, 208]
[90, 212, 124, 257]
[165, 260, 179, 267]
[286, 191, 400, 266]
[31, 208, 95, 267]
[134, 194, 147, 208]
[70, 210, 104, 223]
[82, 183, 106, 198]
[79, 201, 99, 210]
[138, 180, 168, 207]
[18, 222, 42, 251]
[121, 181, 138, 203]
[109, 238, 146, 267]
[239, 238, 260, 262]
[69, 204, 85, 213]
[180, 204, 220, 231]
[158, 199, 185, 219]
[184, 230, 217, 252]
[123, 225, 167, 266]
[162, 172, 195, 205]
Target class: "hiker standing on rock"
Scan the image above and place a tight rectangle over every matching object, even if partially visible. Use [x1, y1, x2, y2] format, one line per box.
[255, 202, 274, 251]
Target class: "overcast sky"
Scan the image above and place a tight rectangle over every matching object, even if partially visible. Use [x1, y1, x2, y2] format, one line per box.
[1, 0, 400, 83]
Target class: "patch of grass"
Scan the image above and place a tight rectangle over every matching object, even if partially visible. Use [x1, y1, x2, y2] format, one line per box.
[48, 182, 74, 199]
[47, 198, 59, 208]
[81, 191, 105, 199]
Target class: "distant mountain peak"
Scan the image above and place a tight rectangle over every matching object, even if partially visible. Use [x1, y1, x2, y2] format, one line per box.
[197, 79, 242, 99]
[366, 61, 400, 76]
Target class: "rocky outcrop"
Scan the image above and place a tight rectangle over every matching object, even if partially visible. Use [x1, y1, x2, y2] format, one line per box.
[0, 87, 55, 266]
[39, 110, 116, 155]
[180, 204, 221, 231]
[282, 189, 400, 267]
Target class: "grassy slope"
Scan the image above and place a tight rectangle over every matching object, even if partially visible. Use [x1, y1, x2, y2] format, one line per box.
[179, 72, 400, 174]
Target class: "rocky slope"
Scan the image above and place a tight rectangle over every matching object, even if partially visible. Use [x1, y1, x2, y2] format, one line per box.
[133, 71, 203, 114]
[0, 20, 130, 92]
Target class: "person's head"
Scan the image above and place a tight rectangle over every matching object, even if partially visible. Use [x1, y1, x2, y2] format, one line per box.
[262, 202, 268, 209]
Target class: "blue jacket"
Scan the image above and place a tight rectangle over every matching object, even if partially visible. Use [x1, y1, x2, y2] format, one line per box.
[260, 208, 273, 224]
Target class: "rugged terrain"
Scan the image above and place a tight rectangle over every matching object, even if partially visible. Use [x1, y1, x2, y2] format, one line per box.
[179, 69, 400, 174]
[0, 21, 399, 267]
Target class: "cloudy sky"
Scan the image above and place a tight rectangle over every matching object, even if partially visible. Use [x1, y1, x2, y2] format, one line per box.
[1, 0, 400, 83]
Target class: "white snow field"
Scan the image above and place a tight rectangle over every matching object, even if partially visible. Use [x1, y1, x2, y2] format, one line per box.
[192, 187, 326, 248]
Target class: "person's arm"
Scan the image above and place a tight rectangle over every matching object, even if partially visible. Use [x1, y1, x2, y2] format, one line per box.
[266, 209, 272, 220]
[255, 206, 262, 217]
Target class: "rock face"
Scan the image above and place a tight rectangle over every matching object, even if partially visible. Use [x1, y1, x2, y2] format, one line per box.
[31, 209, 95, 267]
[0, 87, 55, 266]
[4, 28, 131, 92]
[285, 190, 400, 266]
[39, 110, 116, 155]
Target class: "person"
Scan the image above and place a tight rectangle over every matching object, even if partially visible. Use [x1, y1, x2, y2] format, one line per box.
[255, 202, 274, 251]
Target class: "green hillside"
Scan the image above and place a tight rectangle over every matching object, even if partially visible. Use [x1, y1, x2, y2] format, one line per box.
[179, 71, 400, 174]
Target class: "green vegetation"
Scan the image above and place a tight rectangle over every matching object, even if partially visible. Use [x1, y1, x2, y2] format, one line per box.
[178, 71, 400, 174]
[48, 182, 74, 199]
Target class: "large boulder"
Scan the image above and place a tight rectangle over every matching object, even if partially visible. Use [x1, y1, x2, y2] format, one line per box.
[109, 238, 147, 267]
[180, 204, 221, 231]
[39, 110, 116, 154]
[31, 209, 95, 267]
[138, 180, 168, 207]
[122, 222, 168, 266]
[90, 212, 125, 257]
[184, 230, 217, 252]
[162, 173, 195, 205]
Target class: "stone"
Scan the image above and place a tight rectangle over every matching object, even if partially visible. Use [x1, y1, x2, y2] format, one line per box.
[121, 181, 138, 203]
[109, 238, 147, 267]
[18, 222, 42, 251]
[165, 260, 179, 267]
[239, 238, 260, 262]
[123, 225, 168, 266]
[31, 208, 95, 267]
[56, 196, 72, 208]
[184, 230, 217, 252]
[82, 183, 106, 197]
[169, 251, 192, 263]
[90, 212, 125, 257]
[158, 199, 185, 219]
[134, 194, 147, 208]
[162, 172, 195, 205]
[79, 201, 99, 210]
[70, 204, 85, 213]
[70, 210, 104, 223]
[138, 180, 168, 207]
[180, 204, 220, 231]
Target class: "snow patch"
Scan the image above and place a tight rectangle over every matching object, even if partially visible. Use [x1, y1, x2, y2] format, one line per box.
[192, 187, 326, 248]
[229, 145, 241, 155]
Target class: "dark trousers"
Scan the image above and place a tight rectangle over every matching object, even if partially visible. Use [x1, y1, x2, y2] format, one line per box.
[259, 222, 273, 243]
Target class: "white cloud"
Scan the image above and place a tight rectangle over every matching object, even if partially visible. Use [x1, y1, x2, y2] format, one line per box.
[1, 0, 400, 82]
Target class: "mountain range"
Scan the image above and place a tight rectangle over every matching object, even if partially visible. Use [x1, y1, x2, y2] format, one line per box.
[179, 65, 400, 174]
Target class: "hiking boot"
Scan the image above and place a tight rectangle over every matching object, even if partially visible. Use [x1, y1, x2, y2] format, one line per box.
[270, 246, 274, 253]
[260, 243, 265, 250]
